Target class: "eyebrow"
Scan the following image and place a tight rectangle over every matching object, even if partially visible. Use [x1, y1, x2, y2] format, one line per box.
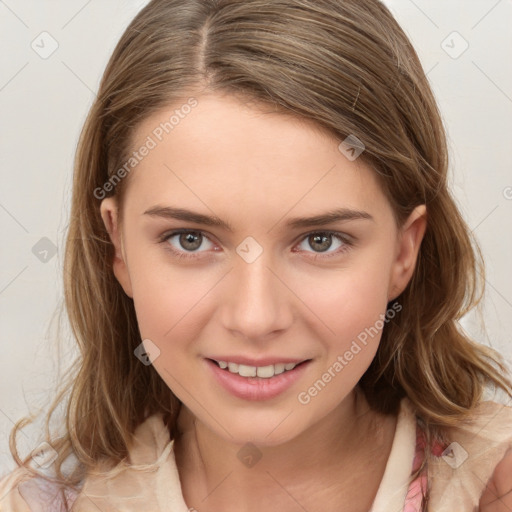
[143, 206, 374, 231]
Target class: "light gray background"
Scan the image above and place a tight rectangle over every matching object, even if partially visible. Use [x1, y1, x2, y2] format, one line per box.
[1, 0, 511, 474]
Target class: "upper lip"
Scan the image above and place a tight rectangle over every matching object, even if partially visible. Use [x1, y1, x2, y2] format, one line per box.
[206, 356, 311, 367]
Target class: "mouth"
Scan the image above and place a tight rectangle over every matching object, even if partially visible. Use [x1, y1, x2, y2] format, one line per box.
[205, 357, 312, 401]
[208, 358, 310, 379]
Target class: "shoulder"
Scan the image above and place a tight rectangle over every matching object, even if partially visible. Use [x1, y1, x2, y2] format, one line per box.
[0, 413, 174, 512]
[0, 454, 82, 512]
[426, 399, 512, 511]
[0, 467, 79, 512]
[0, 466, 70, 512]
[0, 467, 31, 511]
[466, 398, 512, 432]
[70, 414, 191, 511]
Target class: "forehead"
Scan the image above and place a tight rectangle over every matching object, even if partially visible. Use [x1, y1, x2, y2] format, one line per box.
[123, 93, 392, 226]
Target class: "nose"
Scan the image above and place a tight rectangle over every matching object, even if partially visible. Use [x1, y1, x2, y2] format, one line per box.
[220, 249, 294, 342]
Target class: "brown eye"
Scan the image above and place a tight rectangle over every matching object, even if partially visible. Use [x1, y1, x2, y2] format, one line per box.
[295, 231, 353, 258]
[178, 232, 203, 251]
[308, 233, 333, 252]
[162, 230, 216, 259]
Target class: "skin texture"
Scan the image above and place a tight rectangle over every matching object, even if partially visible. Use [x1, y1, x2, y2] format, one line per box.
[101, 92, 428, 511]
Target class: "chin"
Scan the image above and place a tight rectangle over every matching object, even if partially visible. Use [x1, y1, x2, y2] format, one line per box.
[200, 404, 310, 447]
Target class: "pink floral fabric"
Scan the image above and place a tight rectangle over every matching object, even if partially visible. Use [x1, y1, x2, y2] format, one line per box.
[403, 422, 447, 511]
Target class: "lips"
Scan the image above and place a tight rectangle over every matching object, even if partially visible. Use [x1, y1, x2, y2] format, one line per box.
[205, 357, 312, 401]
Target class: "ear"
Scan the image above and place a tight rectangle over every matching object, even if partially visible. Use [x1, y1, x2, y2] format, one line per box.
[388, 204, 427, 302]
[100, 197, 133, 298]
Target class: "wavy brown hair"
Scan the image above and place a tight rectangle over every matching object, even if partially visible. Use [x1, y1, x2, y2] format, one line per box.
[7, 0, 512, 509]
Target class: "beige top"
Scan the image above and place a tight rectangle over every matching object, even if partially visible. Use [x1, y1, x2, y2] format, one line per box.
[1, 397, 511, 511]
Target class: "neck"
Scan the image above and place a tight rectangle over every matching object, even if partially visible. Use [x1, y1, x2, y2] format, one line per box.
[173, 388, 396, 512]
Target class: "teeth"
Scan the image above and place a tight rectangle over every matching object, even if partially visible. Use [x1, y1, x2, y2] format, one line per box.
[216, 360, 299, 378]
[274, 363, 285, 375]
[238, 364, 257, 377]
[256, 365, 274, 378]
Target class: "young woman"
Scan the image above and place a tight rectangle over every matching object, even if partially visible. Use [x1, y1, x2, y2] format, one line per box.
[1, 1, 511, 511]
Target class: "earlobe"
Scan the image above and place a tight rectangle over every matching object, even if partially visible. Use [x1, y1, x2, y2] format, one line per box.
[100, 197, 133, 298]
[388, 205, 427, 301]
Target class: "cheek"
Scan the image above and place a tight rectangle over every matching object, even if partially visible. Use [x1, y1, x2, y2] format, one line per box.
[127, 251, 227, 386]
[296, 257, 393, 349]
[130, 268, 210, 389]
[131, 266, 210, 340]
[293, 265, 394, 414]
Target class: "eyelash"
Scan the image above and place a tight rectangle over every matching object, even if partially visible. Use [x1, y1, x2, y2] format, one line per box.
[158, 229, 354, 261]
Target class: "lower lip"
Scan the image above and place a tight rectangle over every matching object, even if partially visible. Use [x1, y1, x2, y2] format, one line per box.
[205, 359, 311, 401]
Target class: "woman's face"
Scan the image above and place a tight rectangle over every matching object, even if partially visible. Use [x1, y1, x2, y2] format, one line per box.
[101, 92, 426, 446]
